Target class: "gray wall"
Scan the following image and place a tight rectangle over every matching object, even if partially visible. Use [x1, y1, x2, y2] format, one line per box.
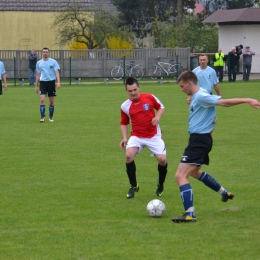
[0, 48, 190, 79]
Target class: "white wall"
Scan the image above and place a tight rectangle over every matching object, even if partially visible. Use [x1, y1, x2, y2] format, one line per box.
[219, 24, 260, 73]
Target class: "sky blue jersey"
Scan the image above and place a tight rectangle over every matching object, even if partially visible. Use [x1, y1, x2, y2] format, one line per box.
[192, 66, 218, 94]
[0, 61, 6, 79]
[188, 88, 221, 134]
[36, 58, 60, 81]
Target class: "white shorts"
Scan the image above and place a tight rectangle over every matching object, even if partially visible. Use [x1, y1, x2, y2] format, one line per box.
[126, 134, 167, 155]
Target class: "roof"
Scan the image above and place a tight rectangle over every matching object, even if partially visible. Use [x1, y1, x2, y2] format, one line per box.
[203, 8, 260, 24]
[0, 0, 116, 12]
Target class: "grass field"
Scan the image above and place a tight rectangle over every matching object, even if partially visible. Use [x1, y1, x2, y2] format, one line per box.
[1, 79, 260, 259]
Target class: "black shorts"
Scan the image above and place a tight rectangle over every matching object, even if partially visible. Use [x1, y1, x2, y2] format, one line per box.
[40, 80, 56, 97]
[180, 133, 213, 166]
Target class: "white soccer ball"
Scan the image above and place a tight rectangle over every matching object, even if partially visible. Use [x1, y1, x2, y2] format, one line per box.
[146, 199, 166, 217]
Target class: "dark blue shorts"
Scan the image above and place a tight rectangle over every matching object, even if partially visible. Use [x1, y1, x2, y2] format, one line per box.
[40, 80, 56, 97]
[180, 133, 213, 166]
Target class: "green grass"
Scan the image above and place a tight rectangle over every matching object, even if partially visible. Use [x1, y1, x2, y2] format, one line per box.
[1, 79, 260, 259]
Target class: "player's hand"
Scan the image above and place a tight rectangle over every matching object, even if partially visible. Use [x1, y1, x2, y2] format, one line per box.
[35, 86, 39, 94]
[186, 96, 191, 105]
[56, 82, 61, 89]
[151, 116, 160, 126]
[120, 139, 127, 150]
[4, 83, 8, 91]
[248, 99, 260, 109]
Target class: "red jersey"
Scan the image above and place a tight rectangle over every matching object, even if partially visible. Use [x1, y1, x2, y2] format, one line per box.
[120, 93, 165, 138]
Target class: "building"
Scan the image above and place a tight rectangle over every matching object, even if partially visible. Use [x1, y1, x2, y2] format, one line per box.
[203, 8, 260, 73]
[0, 0, 116, 50]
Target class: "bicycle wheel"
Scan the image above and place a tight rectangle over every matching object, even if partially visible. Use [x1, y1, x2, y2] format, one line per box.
[131, 65, 144, 80]
[172, 64, 184, 78]
[111, 66, 124, 80]
[148, 65, 162, 79]
[168, 65, 177, 78]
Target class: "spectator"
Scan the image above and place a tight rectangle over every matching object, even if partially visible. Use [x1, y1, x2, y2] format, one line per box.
[235, 44, 243, 73]
[243, 46, 255, 82]
[213, 48, 225, 82]
[28, 49, 38, 86]
[0, 60, 8, 95]
[228, 47, 238, 82]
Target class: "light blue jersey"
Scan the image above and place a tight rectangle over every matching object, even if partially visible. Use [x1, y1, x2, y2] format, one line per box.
[188, 88, 221, 134]
[0, 61, 6, 79]
[192, 66, 218, 94]
[36, 58, 60, 81]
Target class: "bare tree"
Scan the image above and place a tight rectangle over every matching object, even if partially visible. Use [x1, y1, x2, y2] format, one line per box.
[51, 1, 121, 49]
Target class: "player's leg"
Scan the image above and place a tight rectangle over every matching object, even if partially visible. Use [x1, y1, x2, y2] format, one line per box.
[39, 81, 47, 122]
[147, 135, 168, 196]
[192, 169, 234, 202]
[125, 137, 142, 198]
[172, 163, 197, 223]
[47, 80, 56, 122]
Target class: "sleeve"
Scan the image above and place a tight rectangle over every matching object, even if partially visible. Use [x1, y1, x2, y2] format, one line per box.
[151, 94, 165, 111]
[197, 92, 221, 107]
[120, 109, 129, 125]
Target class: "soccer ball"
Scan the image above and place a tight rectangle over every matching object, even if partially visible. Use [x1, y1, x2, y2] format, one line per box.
[146, 199, 166, 217]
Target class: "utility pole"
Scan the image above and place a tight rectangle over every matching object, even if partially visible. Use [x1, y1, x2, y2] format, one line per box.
[177, 0, 183, 47]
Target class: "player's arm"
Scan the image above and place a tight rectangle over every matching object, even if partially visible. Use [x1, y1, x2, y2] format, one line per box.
[217, 98, 260, 109]
[2, 73, 7, 90]
[120, 125, 128, 150]
[152, 108, 165, 126]
[214, 83, 221, 96]
[35, 72, 41, 94]
[55, 70, 61, 89]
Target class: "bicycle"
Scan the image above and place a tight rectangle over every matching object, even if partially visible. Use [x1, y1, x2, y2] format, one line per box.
[111, 59, 144, 80]
[147, 56, 184, 79]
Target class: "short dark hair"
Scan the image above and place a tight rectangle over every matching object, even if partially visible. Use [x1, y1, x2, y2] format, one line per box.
[178, 71, 198, 85]
[125, 77, 139, 88]
[240, 44, 243, 49]
[42, 47, 49, 51]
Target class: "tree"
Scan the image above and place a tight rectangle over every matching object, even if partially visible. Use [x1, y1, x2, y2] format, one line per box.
[110, 0, 195, 40]
[51, 0, 121, 49]
[201, 0, 259, 14]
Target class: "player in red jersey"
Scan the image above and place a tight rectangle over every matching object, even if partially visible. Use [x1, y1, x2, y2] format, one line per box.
[120, 77, 168, 198]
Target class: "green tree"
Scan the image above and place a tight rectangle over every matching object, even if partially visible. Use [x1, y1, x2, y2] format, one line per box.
[110, 0, 195, 40]
[202, 0, 259, 14]
[51, 0, 121, 49]
[182, 16, 218, 53]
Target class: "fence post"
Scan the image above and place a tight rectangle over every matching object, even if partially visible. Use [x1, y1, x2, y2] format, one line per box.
[123, 56, 126, 85]
[69, 56, 71, 85]
[14, 57, 16, 86]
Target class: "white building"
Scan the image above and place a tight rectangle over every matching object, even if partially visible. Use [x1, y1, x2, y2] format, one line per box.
[203, 8, 260, 73]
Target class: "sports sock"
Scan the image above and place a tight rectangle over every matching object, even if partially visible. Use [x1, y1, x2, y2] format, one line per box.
[126, 161, 137, 187]
[198, 172, 221, 192]
[40, 105, 45, 118]
[158, 163, 167, 186]
[180, 183, 194, 211]
[49, 105, 54, 118]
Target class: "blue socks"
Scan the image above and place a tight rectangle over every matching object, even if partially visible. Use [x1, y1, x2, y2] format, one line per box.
[180, 183, 194, 212]
[49, 105, 54, 118]
[199, 172, 221, 192]
[40, 105, 45, 118]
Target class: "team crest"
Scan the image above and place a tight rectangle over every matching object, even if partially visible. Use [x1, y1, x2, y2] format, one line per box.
[143, 104, 150, 110]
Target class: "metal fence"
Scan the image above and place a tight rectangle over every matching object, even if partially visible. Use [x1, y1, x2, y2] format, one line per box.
[0, 48, 190, 80]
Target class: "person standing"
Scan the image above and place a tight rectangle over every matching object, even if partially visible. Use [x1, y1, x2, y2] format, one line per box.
[0, 60, 8, 95]
[35, 47, 61, 122]
[213, 48, 225, 82]
[243, 46, 255, 82]
[228, 47, 238, 82]
[171, 71, 260, 223]
[120, 77, 168, 198]
[187, 55, 220, 104]
[28, 49, 38, 85]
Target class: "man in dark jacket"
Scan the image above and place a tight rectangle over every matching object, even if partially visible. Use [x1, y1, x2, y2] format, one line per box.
[28, 49, 38, 86]
[228, 47, 238, 82]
